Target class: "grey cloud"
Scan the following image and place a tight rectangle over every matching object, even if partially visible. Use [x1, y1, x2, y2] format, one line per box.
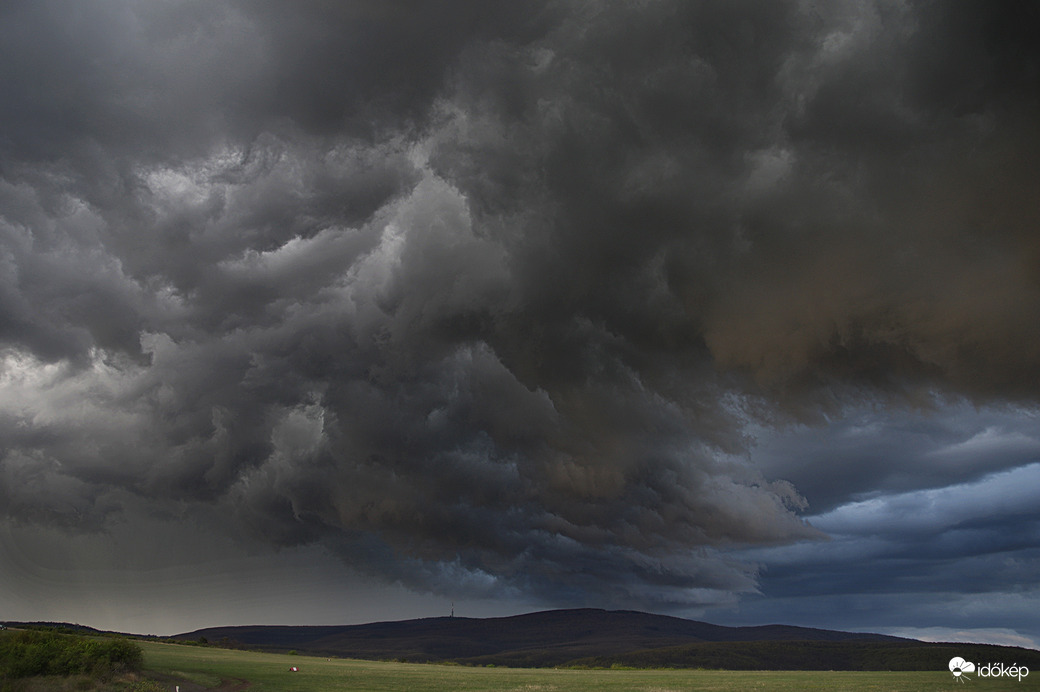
[720, 463, 1040, 642]
[232, 0, 555, 135]
[0, 180, 147, 362]
[810, 463, 1040, 545]
[429, 0, 1040, 410]
[2, 0, 1039, 617]
[750, 403, 1040, 512]
[0, 1, 255, 167]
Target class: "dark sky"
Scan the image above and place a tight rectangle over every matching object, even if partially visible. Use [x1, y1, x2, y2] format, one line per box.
[1, 0, 1039, 646]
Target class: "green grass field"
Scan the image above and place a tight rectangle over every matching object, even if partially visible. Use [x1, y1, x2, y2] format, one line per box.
[138, 641, 1033, 691]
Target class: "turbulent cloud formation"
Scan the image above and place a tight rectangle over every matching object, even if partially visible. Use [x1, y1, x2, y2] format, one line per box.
[726, 448, 1040, 647]
[1, 0, 1039, 627]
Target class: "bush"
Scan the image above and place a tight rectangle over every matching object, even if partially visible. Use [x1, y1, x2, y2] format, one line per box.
[0, 630, 143, 682]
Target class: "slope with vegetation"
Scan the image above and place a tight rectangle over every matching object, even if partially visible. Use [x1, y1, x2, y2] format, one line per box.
[0, 628, 159, 692]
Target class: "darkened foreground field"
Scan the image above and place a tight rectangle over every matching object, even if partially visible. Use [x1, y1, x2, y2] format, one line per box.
[138, 641, 1036, 692]
[5, 633, 1034, 691]
[565, 639, 1040, 673]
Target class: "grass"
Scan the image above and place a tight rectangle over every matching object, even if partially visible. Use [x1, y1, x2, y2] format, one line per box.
[137, 641, 1034, 691]
[0, 674, 163, 692]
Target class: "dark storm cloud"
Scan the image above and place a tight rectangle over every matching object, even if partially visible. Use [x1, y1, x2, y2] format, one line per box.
[751, 403, 1040, 512]
[2, 0, 1039, 615]
[723, 461, 1040, 645]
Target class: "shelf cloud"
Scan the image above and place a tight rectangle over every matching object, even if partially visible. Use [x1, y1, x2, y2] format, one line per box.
[1, 0, 1038, 636]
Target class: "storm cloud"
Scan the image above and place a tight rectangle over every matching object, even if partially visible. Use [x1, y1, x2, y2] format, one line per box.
[1, 0, 1039, 631]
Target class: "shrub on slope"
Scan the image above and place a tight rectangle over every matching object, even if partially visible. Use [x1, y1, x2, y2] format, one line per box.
[0, 630, 142, 681]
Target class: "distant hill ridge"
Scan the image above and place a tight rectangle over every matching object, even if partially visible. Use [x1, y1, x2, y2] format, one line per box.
[171, 608, 916, 666]
[9, 610, 1040, 670]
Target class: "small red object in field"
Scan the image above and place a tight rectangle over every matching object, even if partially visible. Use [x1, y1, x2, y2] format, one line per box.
[289, 666, 299, 672]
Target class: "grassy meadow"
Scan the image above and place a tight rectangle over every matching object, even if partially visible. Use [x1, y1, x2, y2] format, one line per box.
[137, 640, 1029, 691]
